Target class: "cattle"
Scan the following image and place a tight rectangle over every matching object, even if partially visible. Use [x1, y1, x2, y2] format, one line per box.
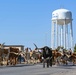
[0, 47, 20, 66]
[60, 51, 76, 65]
[24, 48, 41, 64]
[42, 46, 52, 68]
[0, 48, 10, 65]
[68, 52, 76, 65]
[7, 47, 20, 65]
[34, 44, 61, 67]
[52, 50, 63, 65]
[31, 50, 41, 64]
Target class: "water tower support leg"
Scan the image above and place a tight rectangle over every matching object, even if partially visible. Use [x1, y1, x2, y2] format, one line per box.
[70, 22, 73, 51]
[51, 21, 55, 49]
[64, 20, 66, 49]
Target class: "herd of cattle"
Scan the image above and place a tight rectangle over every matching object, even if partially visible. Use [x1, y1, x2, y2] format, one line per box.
[0, 45, 76, 66]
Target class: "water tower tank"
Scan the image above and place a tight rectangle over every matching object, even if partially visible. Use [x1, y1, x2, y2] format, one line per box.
[52, 8, 72, 25]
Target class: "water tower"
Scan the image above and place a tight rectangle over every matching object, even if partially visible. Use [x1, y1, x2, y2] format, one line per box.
[51, 8, 73, 50]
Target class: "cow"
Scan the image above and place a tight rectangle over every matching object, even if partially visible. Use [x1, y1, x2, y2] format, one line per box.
[41, 46, 52, 68]
[7, 47, 20, 65]
[52, 49, 63, 65]
[0, 48, 10, 65]
[34, 44, 52, 68]
[60, 51, 76, 65]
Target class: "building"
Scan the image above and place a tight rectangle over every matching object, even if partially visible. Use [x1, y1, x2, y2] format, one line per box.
[3, 45, 24, 51]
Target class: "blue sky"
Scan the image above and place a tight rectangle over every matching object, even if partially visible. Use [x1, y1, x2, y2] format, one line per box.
[0, 0, 76, 49]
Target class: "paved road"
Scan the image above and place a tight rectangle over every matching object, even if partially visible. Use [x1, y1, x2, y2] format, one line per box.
[0, 64, 76, 75]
